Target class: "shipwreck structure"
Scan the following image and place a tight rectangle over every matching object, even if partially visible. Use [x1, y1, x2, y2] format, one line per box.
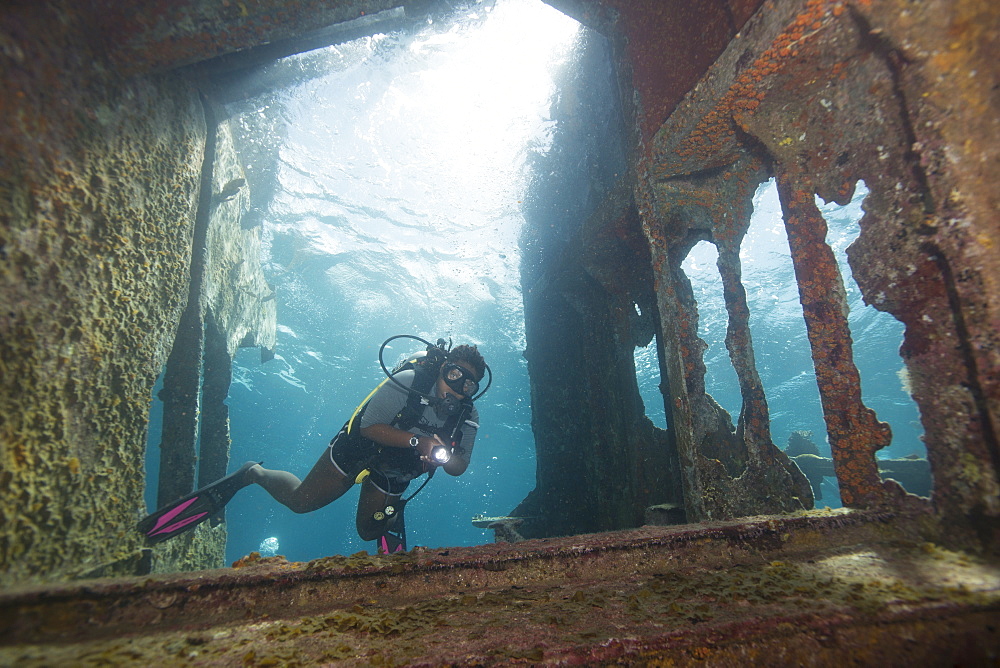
[1, 0, 998, 663]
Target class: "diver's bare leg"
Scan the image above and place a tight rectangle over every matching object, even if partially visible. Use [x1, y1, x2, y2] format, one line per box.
[248, 449, 353, 514]
[356, 477, 401, 541]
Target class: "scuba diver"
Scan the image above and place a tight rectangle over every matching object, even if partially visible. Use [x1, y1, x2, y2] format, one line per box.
[138, 336, 489, 554]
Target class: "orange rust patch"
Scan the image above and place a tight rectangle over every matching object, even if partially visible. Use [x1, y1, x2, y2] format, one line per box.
[675, 0, 843, 162]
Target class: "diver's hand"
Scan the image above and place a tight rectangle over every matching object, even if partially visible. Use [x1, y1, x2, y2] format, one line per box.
[417, 434, 448, 467]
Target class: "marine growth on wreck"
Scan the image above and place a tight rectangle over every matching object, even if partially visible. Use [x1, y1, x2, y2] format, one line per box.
[1, 0, 998, 661]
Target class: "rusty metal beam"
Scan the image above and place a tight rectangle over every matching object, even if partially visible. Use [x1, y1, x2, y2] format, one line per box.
[102, 1, 414, 75]
[775, 170, 891, 508]
[2, 511, 998, 664]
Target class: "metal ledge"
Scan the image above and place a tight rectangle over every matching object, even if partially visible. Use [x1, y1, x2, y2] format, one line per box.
[3, 509, 998, 664]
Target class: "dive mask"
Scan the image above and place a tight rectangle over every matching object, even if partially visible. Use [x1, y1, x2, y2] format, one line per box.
[442, 362, 479, 398]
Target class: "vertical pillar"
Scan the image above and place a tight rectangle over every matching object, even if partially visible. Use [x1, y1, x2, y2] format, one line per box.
[717, 243, 773, 465]
[646, 229, 711, 523]
[156, 310, 204, 508]
[775, 170, 890, 508]
[156, 95, 217, 508]
[199, 312, 232, 508]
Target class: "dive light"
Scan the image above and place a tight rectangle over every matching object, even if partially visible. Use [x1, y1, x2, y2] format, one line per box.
[430, 444, 452, 464]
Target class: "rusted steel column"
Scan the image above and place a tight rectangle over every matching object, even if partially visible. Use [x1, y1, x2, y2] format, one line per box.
[642, 210, 710, 522]
[716, 243, 774, 466]
[156, 308, 203, 507]
[775, 170, 890, 508]
[662, 263, 712, 523]
[712, 163, 774, 466]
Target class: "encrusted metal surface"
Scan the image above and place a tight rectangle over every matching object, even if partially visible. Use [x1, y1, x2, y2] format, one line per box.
[1, 511, 998, 665]
[636, 0, 999, 538]
[776, 172, 892, 507]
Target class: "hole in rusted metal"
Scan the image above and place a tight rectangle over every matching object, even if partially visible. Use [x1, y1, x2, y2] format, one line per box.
[683, 239, 740, 419]
[635, 342, 667, 429]
[742, 180, 835, 504]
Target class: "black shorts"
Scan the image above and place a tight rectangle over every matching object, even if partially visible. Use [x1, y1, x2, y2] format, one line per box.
[327, 425, 423, 496]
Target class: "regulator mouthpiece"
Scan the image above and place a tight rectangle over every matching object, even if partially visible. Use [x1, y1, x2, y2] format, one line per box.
[438, 394, 464, 416]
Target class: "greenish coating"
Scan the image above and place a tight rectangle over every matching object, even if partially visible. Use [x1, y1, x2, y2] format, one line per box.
[0, 54, 206, 586]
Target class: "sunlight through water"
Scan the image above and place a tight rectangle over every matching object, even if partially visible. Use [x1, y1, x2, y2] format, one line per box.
[216, 0, 581, 563]
[270, 0, 579, 340]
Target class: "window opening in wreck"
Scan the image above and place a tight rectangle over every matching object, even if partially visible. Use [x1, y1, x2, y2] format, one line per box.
[686, 178, 930, 507]
[742, 180, 832, 501]
[633, 296, 666, 428]
[683, 239, 740, 420]
[684, 180, 834, 504]
[683, 179, 930, 507]
[144, 0, 582, 564]
[816, 181, 929, 498]
[635, 342, 667, 429]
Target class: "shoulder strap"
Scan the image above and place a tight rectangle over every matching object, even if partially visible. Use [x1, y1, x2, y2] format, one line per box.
[346, 376, 392, 436]
[390, 365, 438, 431]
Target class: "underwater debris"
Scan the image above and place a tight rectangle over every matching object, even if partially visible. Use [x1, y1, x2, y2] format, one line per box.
[471, 515, 528, 543]
[214, 177, 246, 203]
[785, 430, 820, 457]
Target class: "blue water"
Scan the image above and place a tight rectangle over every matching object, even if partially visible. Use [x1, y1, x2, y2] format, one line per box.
[218, 0, 575, 563]
[144, 0, 924, 565]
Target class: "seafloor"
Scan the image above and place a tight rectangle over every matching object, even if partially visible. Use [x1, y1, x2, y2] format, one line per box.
[1, 509, 998, 666]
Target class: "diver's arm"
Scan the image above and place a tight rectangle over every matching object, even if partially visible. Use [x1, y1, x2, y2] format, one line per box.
[359, 424, 424, 450]
[441, 450, 468, 476]
[442, 414, 477, 477]
[357, 424, 441, 465]
[357, 371, 418, 449]
[360, 424, 467, 475]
